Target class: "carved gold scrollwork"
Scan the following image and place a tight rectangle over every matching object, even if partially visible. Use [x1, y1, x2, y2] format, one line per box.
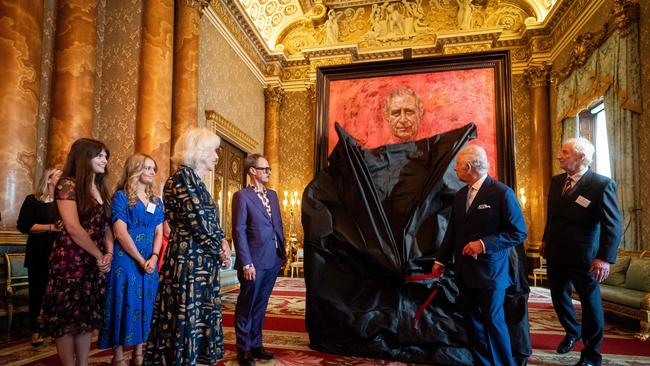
[611, 0, 639, 37]
[306, 84, 317, 105]
[524, 64, 551, 88]
[265, 86, 285, 105]
[550, 24, 608, 87]
[181, 0, 210, 10]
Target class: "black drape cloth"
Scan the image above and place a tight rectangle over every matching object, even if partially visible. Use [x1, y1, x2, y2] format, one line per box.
[302, 123, 479, 365]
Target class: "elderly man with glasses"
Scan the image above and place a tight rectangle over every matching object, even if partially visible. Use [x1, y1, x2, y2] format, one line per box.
[232, 154, 286, 366]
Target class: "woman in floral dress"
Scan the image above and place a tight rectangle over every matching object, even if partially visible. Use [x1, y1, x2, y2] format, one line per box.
[40, 138, 114, 366]
[144, 127, 232, 366]
[99, 153, 164, 366]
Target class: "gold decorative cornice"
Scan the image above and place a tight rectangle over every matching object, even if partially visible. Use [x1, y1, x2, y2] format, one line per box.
[309, 56, 351, 72]
[205, 110, 259, 152]
[265, 86, 285, 105]
[443, 42, 493, 55]
[524, 64, 551, 88]
[611, 0, 639, 37]
[0, 230, 27, 245]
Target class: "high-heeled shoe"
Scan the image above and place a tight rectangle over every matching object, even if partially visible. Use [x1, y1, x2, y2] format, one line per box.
[31, 333, 44, 347]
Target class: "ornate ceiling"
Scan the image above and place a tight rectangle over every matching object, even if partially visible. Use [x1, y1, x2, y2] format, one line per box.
[235, 0, 560, 54]
[207, 0, 616, 85]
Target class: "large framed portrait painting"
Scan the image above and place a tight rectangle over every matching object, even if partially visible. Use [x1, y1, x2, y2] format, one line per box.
[316, 51, 515, 185]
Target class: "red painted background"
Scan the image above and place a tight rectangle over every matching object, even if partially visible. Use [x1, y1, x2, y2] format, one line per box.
[328, 68, 498, 176]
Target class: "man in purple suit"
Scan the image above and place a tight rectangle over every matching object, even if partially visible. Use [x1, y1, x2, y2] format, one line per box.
[232, 154, 286, 366]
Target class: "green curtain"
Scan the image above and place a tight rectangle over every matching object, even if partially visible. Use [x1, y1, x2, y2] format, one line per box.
[555, 23, 642, 250]
[603, 23, 642, 251]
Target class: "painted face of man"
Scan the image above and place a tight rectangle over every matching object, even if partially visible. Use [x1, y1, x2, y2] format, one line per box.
[386, 94, 422, 141]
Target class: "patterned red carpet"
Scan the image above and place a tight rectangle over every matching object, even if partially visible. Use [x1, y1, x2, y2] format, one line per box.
[2, 278, 649, 365]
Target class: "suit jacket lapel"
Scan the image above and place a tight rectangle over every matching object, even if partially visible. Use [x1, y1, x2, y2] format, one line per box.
[465, 175, 492, 219]
[246, 188, 272, 220]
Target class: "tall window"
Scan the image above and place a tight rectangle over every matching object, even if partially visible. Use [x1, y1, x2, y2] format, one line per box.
[573, 101, 611, 178]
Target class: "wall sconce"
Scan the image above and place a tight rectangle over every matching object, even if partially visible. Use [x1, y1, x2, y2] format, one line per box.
[519, 188, 527, 208]
[282, 190, 301, 239]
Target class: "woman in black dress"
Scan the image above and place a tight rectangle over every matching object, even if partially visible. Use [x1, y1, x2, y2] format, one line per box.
[17, 167, 63, 346]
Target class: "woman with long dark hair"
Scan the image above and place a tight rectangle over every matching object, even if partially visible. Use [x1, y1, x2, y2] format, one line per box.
[99, 153, 164, 366]
[39, 138, 114, 366]
[16, 167, 62, 346]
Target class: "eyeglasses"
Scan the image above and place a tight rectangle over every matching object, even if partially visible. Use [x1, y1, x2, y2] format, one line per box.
[254, 167, 271, 173]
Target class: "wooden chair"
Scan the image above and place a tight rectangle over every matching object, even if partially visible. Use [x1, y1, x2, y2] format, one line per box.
[3, 253, 29, 330]
[290, 248, 304, 278]
[532, 256, 547, 287]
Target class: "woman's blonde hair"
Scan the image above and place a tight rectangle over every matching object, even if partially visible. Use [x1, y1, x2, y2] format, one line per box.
[36, 167, 62, 202]
[116, 153, 158, 206]
[171, 127, 221, 170]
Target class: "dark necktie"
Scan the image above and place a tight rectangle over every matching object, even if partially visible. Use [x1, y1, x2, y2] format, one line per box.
[561, 176, 573, 196]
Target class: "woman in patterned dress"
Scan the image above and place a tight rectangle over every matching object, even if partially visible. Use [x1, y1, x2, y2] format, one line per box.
[99, 154, 164, 366]
[144, 127, 232, 366]
[39, 138, 114, 366]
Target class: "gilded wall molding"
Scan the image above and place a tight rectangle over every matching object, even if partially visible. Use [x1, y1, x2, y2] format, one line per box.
[206, 110, 259, 152]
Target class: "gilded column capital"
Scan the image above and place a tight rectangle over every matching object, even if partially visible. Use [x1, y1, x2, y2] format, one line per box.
[178, 0, 209, 10]
[612, 0, 639, 37]
[265, 86, 285, 106]
[524, 64, 552, 89]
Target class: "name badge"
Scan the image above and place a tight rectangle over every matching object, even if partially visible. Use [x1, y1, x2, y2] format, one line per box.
[575, 195, 591, 208]
[146, 202, 157, 214]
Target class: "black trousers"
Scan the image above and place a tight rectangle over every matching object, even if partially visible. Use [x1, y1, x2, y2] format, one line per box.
[505, 290, 531, 366]
[548, 261, 604, 366]
[28, 265, 48, 333]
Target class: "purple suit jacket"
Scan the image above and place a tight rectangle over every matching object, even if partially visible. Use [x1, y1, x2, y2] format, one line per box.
[232, 187, 286, 270]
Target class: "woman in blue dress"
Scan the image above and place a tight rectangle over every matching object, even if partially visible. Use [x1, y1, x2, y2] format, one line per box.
[99, 153, 164, 366]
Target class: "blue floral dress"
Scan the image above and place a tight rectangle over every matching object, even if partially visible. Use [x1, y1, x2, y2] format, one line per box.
[98, 190, 164, 348]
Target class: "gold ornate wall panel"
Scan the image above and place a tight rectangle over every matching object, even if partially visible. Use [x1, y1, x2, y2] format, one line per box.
[638, 0, 649, 248]
[278, 90, 314, 241]
[95, 0, 143, 191]
[198, 15, 266, 153]
[511, 74, 532, 239]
